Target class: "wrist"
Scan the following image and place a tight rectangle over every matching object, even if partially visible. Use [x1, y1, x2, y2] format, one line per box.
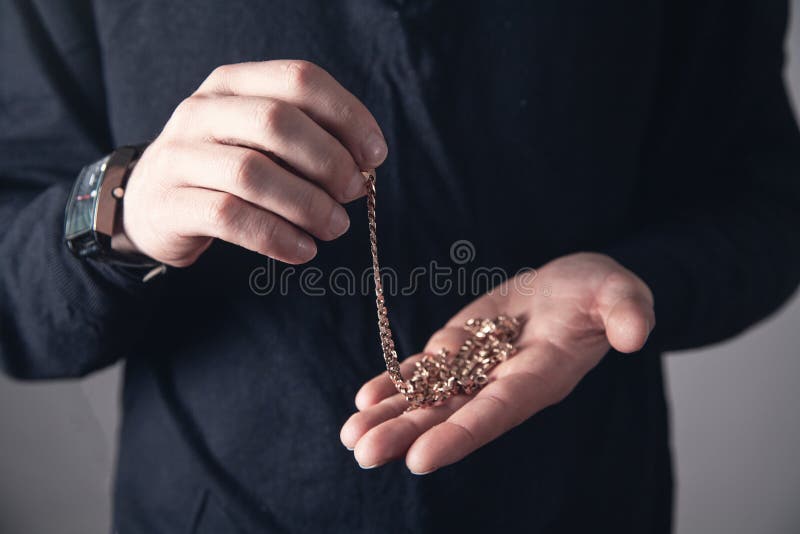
[64, 144, 166, 281]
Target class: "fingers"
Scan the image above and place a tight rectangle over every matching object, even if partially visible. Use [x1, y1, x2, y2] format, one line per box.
[340, 394, 412, 451]
[353, 325, 474, 410]
[405, 369, 559, 475]
[344, 344, 580, 474]
[595, 272, 656, 353]
[171, 187, 317, 265]
[165, 142, 349, 241]
[345, 362, 561, 473]
[123, 60, 383, 268]
[196, 60, 388, 169]
[347, 395, 471, 469]
[344, 325, 489, 465]
[341, 256, 659, 475]
[167, 94, 366, 203]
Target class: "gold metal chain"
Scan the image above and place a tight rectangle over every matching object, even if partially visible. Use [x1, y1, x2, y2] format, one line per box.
[363, 170, 521, 411]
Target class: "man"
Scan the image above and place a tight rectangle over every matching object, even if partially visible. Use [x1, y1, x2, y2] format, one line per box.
[1, 1, 798, 532]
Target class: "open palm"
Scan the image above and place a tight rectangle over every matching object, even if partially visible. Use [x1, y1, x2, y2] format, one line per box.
[340, 252, 655, 474]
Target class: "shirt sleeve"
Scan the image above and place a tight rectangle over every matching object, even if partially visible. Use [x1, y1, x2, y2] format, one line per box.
[603, 0, 800, 352]
[0, 1, 162, 379]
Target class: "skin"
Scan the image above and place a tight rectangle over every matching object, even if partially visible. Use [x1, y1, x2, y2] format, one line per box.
[119, 61, 655, 476]
[340, 252, 655, 474]
[120, 60, 388, 266]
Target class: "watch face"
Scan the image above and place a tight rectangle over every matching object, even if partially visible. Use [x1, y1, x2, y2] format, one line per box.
[64, 156, 109, 240]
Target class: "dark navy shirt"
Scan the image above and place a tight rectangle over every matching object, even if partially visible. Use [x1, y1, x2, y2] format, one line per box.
[2, 1, 799, 532]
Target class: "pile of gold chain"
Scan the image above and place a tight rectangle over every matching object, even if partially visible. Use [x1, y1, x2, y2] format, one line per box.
[363, 170, 521, 411]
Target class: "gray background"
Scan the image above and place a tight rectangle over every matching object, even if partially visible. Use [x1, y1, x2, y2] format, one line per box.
[1, 7, 799, 534]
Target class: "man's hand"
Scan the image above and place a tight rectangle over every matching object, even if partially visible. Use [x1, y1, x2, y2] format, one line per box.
[121, 60, 387, 267]
[340, 253, 655, 474]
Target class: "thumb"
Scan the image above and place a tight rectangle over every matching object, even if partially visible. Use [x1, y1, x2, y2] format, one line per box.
[596, 273, 655, 353]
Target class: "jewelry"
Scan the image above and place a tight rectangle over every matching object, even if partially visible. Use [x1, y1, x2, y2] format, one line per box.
[363, 170, 521, 411]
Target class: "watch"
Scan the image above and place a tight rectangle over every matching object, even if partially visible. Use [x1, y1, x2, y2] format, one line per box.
[64, 144, 165, 280]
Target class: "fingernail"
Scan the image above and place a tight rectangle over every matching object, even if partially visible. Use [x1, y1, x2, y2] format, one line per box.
[345, 446, 354, 451]
[295, 235, 317, 262]
[359, 463, 379, 470]
[362, 131, 388, 167]
[329, 205, 350, 236]
[409, 468, 436, 476]
[343, 171, 367, 201]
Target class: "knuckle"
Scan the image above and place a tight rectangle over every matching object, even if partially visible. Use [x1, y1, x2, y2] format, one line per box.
[600, 270, 650, 302]
[291, 186, 319, 219]
[206, 194, 240, 229]
[227, 151, 260, 192]
[172, 95, 204, 124]
[285, 60, 322, 95]
[316, 148, 351, 181]
[208, 64, 233, 87]
[137, 142, 165, 173]
[134, 142, 178, 189]
[252, 98, 289, 134]
[602, 271, 633, 290]
[259, 214, 282, 251]
[331, 100, 357, 126]
[151, 140, 180, 168]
